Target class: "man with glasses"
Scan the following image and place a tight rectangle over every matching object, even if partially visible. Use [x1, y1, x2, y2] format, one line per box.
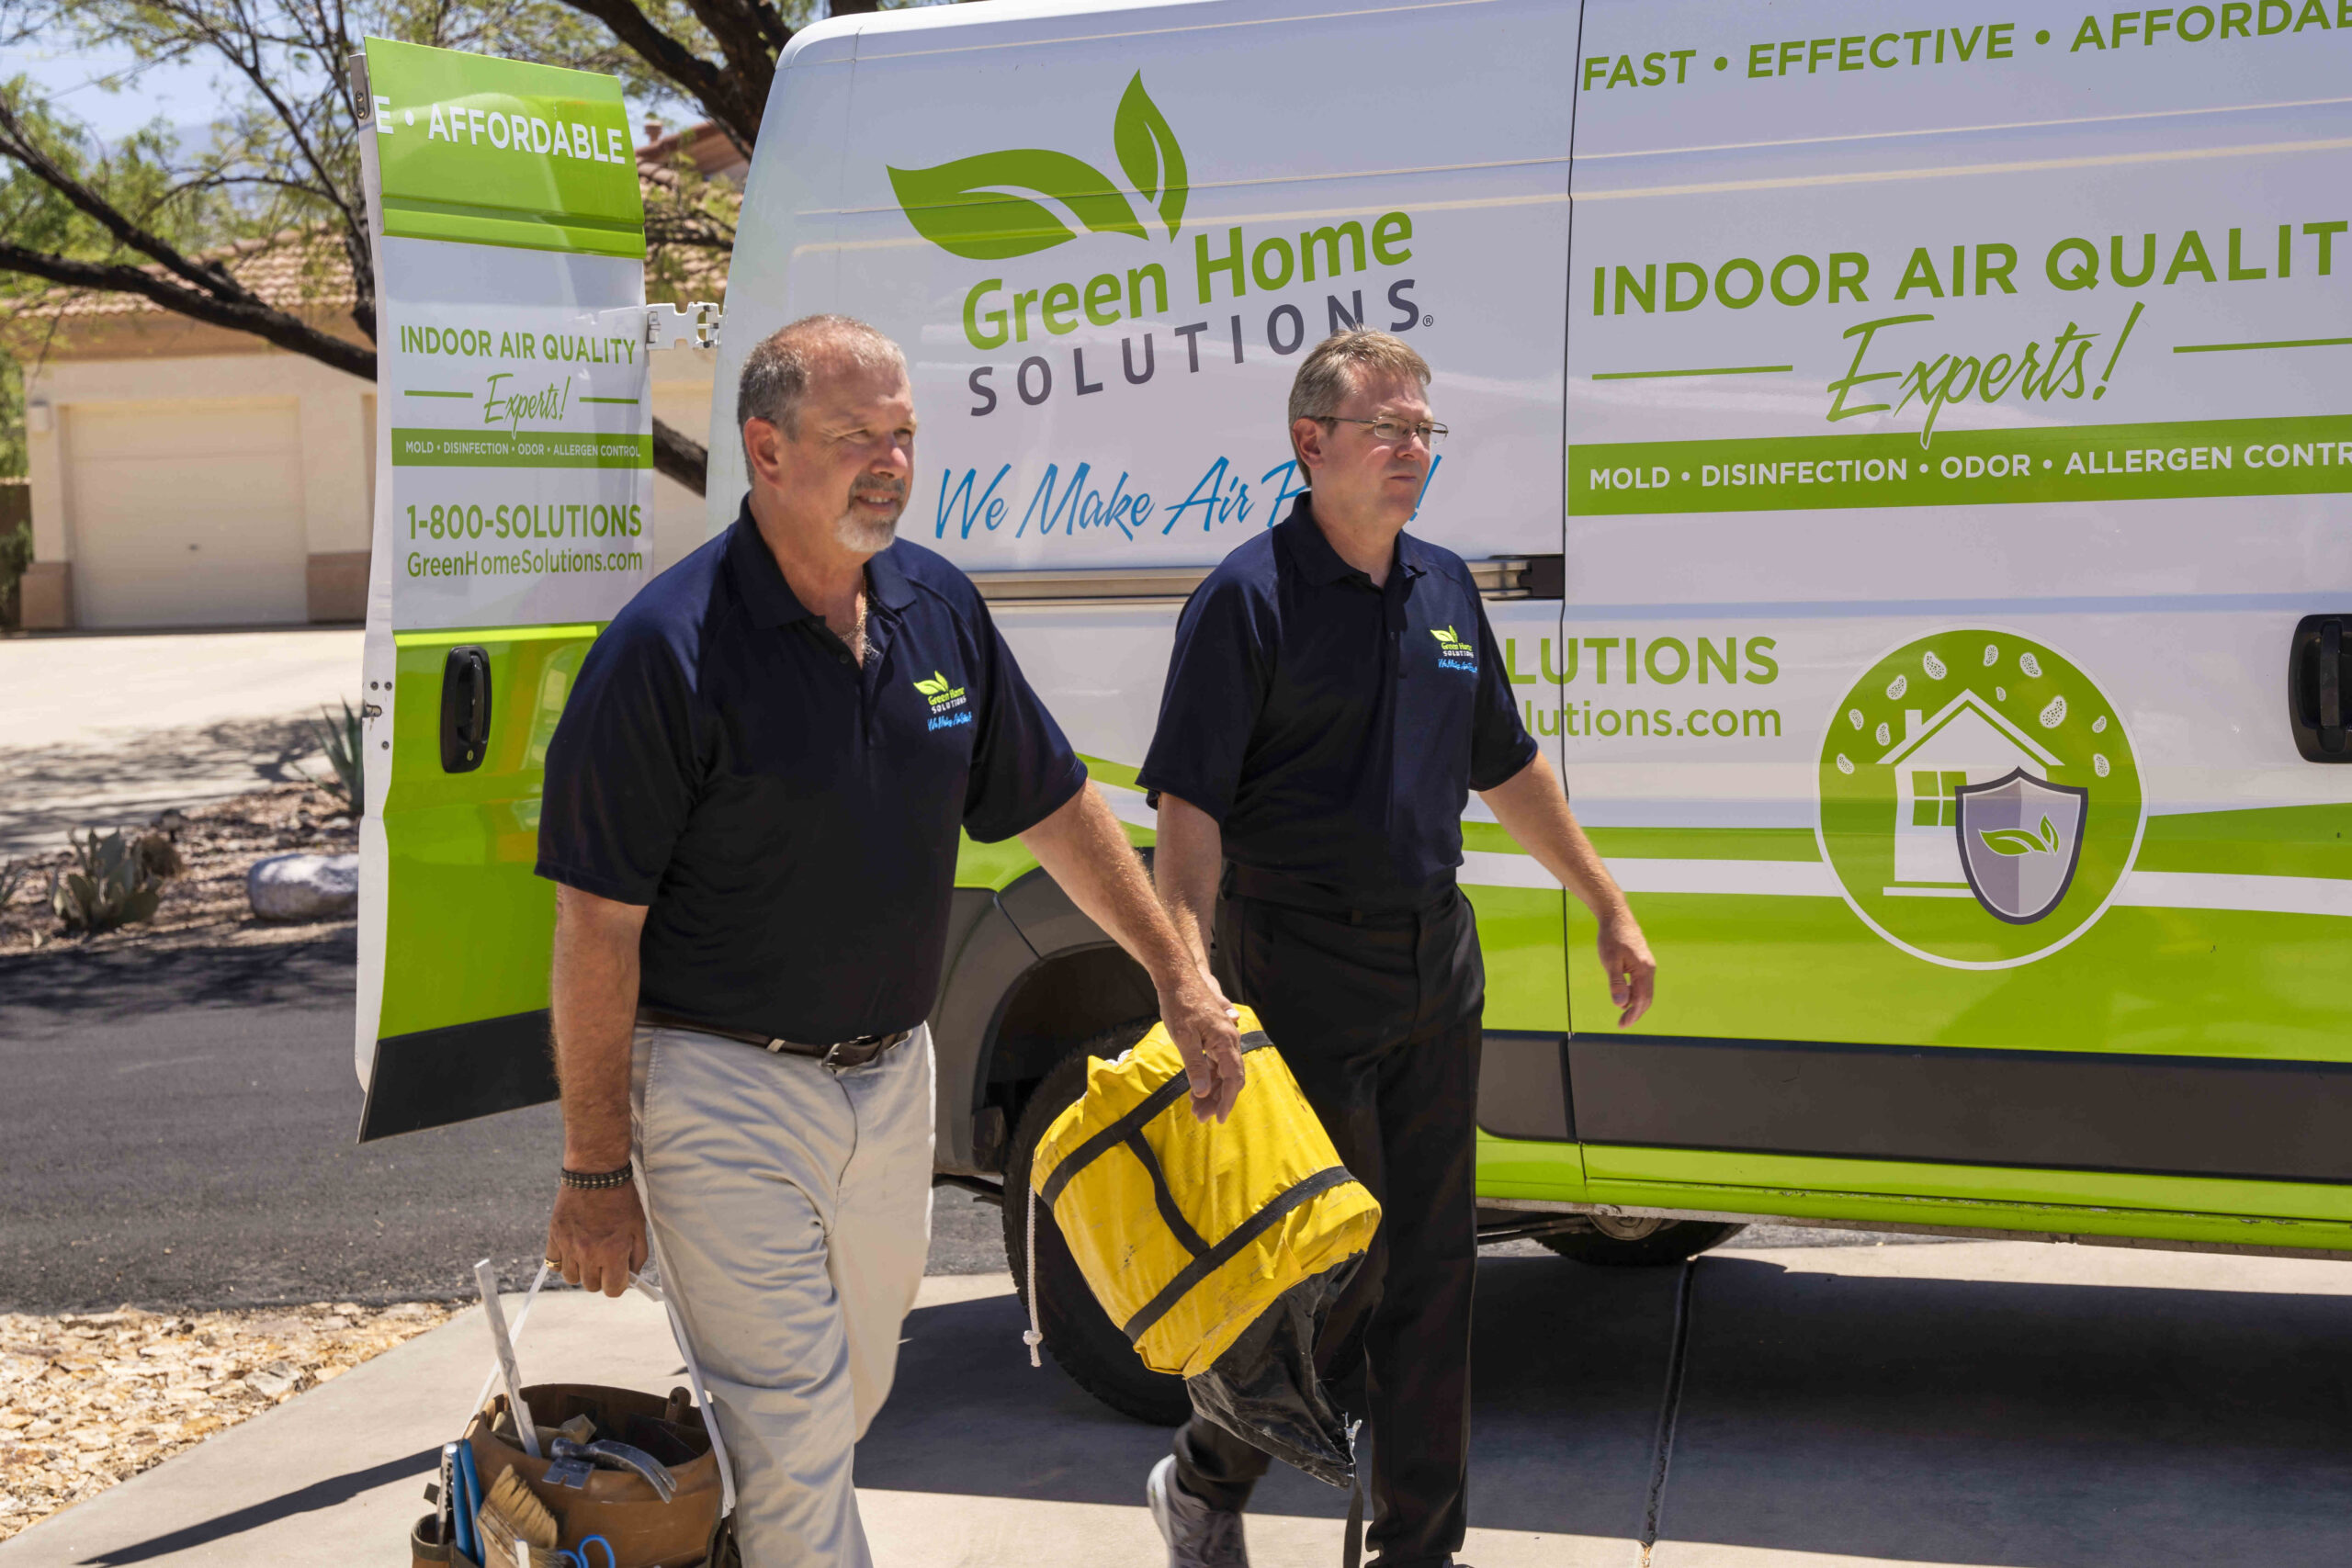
[1136, 329, 1657, 1568]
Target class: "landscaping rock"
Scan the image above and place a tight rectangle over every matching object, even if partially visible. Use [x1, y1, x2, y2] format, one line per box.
[247, 852, 358, 921]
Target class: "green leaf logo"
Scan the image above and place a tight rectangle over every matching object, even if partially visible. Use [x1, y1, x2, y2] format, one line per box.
[888, 73, 1186, 260]
[1112, 73, 1187, 241]
[914, 671, 950, 697]
[1431, 626, 1465, 649]
[1978, 814, 2063, 857]
[887, 150, 1145, 262]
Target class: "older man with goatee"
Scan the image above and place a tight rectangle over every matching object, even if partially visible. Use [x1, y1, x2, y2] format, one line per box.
[536, 314, 1246, 1566]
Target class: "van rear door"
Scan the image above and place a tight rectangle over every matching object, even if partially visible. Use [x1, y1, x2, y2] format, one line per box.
[351, 39, 655, 1140]
[1556, 0, 2352, 1200]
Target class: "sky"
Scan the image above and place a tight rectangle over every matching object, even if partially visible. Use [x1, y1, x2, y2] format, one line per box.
[0, 42, 224, 144]
[0, 40, 685, 150]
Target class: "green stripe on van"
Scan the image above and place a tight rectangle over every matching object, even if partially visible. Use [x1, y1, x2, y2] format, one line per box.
[2134, 803, 2352, 881]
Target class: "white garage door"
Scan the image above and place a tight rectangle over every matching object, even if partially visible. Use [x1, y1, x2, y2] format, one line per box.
[69, 400, 307, 628]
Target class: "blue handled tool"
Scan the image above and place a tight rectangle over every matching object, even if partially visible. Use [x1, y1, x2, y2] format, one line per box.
[451, 1440, 487, 1565]
[560, 1534, 617, 1568]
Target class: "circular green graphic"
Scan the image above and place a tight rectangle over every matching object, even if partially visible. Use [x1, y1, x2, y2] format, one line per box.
[1816, 630, 2142, 967]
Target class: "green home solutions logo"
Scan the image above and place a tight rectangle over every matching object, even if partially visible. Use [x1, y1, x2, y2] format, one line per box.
[888, 73, 1186, 261]
[1816, 631, 2143, 968]
[916, 670, 969, 731]
[1431, 626, 1476, 673]
[888, 75, 1423, 425]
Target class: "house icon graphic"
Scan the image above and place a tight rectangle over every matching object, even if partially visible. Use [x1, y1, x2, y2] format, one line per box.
[1877, 690, 2064, 897]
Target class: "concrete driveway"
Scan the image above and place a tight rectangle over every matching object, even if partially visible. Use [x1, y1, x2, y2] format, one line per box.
[7, 1237, 2348, 1566]
[0, 629, 364, 857]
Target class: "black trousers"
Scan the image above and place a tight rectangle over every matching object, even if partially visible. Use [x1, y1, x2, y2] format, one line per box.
[1173, 881, 1483, 1568]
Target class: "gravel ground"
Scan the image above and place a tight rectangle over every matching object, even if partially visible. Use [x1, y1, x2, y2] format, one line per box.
[0, 783, 356, 958]
[0, 1301, 455, 1543]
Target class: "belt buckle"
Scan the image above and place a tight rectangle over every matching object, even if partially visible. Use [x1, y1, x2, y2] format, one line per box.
[820, 1035, 871, 1074]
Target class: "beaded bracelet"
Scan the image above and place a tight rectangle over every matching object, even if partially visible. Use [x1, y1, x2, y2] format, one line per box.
[560, 1164, 634, 1190]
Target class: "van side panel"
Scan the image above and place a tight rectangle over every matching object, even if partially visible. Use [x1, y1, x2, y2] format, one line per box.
[720, 0, 1584, 1180]
[1557, 0, 2352, 1210]
[715, 0, 1577, 567]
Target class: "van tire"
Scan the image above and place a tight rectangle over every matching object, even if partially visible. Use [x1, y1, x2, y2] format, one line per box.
[1537, 1219, 1747, 1266]
[1001, 1023, 1193, 1427]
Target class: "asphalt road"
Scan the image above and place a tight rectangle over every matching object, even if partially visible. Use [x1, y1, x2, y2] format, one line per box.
[0, 934, 1907, 1314]
[0, 936, 1007, 1314]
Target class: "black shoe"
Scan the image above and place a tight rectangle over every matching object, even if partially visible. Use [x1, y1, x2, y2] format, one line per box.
[1147, 1455, 1249, 1567]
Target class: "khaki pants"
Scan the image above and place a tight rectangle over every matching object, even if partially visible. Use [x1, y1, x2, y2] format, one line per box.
[631, 1022, 935, 1568]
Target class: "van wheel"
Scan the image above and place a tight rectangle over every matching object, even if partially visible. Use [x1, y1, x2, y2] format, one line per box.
[1001, 1022, 1193, 1427]
[1537, 1216, 1747, 1267]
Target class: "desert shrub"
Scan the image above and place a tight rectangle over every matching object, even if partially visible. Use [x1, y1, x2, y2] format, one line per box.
[48, 829, 164, 934]
[309, 699, 364, 816]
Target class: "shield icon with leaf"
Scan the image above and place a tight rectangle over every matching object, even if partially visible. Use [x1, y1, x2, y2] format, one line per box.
[1954, 769, 2089, 925]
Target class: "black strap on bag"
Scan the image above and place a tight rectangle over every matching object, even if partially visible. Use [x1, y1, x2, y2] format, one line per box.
[704, 1507, 741, 1568]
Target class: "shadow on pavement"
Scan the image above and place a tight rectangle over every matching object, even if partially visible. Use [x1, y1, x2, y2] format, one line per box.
[0, 931, 355, 1020]
[861, 1258, 1673, 1538]
[1658, 1254, 2352, 1566]
[867, 1250, 2352, 1563]
[75, 1447, 440, 1565]
[0, 714, 325, 857]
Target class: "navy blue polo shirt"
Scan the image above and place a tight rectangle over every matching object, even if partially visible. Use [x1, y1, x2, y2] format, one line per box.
[536, 502, 1086, 1043]
[1138, 495, 1539, 910]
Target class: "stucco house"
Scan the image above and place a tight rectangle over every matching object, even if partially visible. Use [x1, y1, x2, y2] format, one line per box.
[15, 128, 729, 631]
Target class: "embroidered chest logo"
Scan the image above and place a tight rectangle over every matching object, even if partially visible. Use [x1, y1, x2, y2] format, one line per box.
[1430, 626, 1477, 675]
[914, 670, 972, 731]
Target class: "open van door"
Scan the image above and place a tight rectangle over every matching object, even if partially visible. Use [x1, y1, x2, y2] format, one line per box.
[348, 39, 662, 1140]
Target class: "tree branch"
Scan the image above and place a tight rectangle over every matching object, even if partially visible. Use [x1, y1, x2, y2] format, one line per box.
[0, 96, 245, 302]
[0, 241, 375, 377]
[653, 417, 707, 495]
[548, 0, 765, 147]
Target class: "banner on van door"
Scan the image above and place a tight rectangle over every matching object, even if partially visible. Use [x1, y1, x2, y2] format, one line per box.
[1566, 0, 2352, 519]
[359, 36, 651, 632]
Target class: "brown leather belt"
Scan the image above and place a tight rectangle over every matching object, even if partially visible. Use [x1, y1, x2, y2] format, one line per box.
[638, 1009, 912, 1071]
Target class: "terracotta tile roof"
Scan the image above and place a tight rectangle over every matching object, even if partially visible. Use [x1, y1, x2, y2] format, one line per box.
[637, 119, 750, 183]
[33, 229, 357, 321]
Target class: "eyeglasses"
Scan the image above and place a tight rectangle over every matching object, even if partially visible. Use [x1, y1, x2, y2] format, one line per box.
[1312, 415, 1448, 448]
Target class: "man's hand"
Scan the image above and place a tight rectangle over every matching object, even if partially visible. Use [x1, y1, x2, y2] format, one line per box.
[1022, 784, 1250, 1121]
[1599, 910, 1657, 1027]
[545, 1182, 648, 1298]
[1479, 755, 1661, 1027]
[1159, 966, 1247, 1122]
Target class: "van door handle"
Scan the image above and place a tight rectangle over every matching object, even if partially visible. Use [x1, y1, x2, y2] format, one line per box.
[2290, 615, 2349, 761]
[439, 646, 492, 773]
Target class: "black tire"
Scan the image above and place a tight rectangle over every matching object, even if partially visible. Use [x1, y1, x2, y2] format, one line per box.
[1001, 1021, 1193, 1426]
[1536, 1217, 1747, 1267]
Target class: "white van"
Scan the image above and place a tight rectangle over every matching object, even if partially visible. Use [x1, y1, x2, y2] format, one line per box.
[367, 0, 2352, 1424]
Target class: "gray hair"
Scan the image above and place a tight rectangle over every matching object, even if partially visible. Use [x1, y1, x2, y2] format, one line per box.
[1286, 328, 1431, 460]
[736, 315, 908, 456]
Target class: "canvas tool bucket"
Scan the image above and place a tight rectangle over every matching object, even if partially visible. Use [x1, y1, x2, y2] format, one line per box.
[1026, 1005, 1380, 1485]
[458, 1382, 721, 1568]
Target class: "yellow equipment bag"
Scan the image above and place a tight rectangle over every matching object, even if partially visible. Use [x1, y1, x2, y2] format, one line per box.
[1024, 1007, 1380, 1486]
